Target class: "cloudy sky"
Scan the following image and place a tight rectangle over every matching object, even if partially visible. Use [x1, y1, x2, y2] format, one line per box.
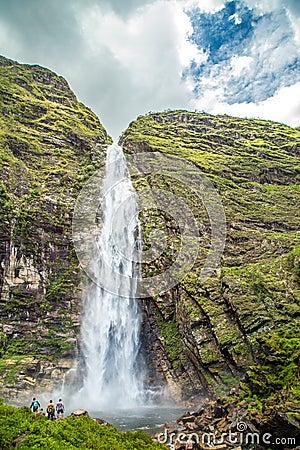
[0, 0, 299, 138]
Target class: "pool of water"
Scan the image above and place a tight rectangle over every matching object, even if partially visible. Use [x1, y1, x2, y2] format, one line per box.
[89, 405, 186, 433]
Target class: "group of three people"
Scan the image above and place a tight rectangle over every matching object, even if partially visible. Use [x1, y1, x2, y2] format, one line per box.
[30, 397, 65, 420]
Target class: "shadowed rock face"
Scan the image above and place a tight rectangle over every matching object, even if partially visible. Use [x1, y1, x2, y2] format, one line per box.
[0, 55, 112, 401]
[120, 111, 300, 407]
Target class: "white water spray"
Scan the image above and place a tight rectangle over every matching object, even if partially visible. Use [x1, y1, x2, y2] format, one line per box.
[76, 144, 143, 410]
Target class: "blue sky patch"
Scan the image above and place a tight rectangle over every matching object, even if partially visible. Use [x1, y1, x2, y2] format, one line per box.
[185, 0, 300, 104]
[187, 1, 257, 64]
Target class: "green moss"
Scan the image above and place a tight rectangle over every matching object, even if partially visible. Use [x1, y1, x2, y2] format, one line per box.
[121, 109, 300, 399]
[0, 333, 7, 357]
[238, 327, 300, 417]
[45, 269, 77, 304]
[159, 318, 183, 361]
[4, 339, 34, 357]
[0, 356, 30, 385]
[287, 244, 300, 281]
[0, 55, 112, 365]
[287, 412, 300, 423]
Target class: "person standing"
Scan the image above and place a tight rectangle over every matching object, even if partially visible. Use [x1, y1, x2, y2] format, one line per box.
[30, 397, 40, 413]
[46, 400, 55, 420]
[56, 398, 65, 419]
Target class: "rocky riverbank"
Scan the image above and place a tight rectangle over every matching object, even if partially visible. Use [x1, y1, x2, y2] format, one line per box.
[156, 396, 300, 449]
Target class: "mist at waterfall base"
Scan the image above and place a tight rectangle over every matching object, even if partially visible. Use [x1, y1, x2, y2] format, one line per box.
[63, 144, 183, 429]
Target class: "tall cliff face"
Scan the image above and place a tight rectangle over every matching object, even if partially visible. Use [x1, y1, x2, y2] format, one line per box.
[0, 55, 112, 401]
[0, 52, 299, 424]
[120, 111, 300, 406]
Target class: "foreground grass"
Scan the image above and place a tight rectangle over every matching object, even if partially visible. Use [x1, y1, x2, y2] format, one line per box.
[0, 400, 166, 450]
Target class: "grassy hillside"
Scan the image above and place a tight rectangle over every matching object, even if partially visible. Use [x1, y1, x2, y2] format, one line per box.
[0, 400, 165, 450]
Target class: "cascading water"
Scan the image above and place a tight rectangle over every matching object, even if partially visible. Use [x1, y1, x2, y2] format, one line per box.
[77, 143, 143, 410]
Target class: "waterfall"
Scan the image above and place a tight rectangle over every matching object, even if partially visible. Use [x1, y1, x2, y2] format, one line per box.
[77, 143, 143, 410]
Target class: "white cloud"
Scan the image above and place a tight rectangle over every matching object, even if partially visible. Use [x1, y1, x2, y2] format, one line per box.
[241, 7, 300, 100]
[287, 9, 300, 45]
[0, 0, 199, 139]
[74, 0, 195, 138]
[231, 55, 253, 76]
[229, 12, 242, 24]
[190, 82, 300, 127]
[248, 0, 300, 17]
[185, 1, 300, 110]
[180, 0, 224, 13]
[174, 4, 207, 68]
[79, 2, 180, 87]
[0, 0, 298, 138]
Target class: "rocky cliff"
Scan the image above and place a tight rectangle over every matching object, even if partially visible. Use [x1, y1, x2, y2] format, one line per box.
[120, 111, 300, 425]
[0, 55, 112, 402]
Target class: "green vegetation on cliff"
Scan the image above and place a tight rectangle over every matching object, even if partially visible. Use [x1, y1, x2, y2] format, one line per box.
[120, 111, 300, 413]
[0, 400, 164, 450]
[0, 55, 112, 391]
[0, 51, 299, 430]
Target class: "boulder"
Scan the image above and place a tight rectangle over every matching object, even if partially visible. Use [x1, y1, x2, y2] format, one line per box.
[71, 409, 88, 417]
[13, 434, 25, 448]
[93, 418, 110, 426]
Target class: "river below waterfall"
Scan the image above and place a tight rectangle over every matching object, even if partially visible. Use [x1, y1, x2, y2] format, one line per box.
[89, 405, 186, 433]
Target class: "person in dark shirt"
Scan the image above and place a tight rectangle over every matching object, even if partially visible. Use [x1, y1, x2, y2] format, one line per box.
[30, 397, 40, 413]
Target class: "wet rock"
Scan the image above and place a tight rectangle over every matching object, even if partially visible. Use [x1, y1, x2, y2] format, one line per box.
[262, 412, 300, 440]
[178, 413, 198, 424]
[25, 360, 41, 375]
[3, 324, 14, 334]
[93, 418, 110, 426]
